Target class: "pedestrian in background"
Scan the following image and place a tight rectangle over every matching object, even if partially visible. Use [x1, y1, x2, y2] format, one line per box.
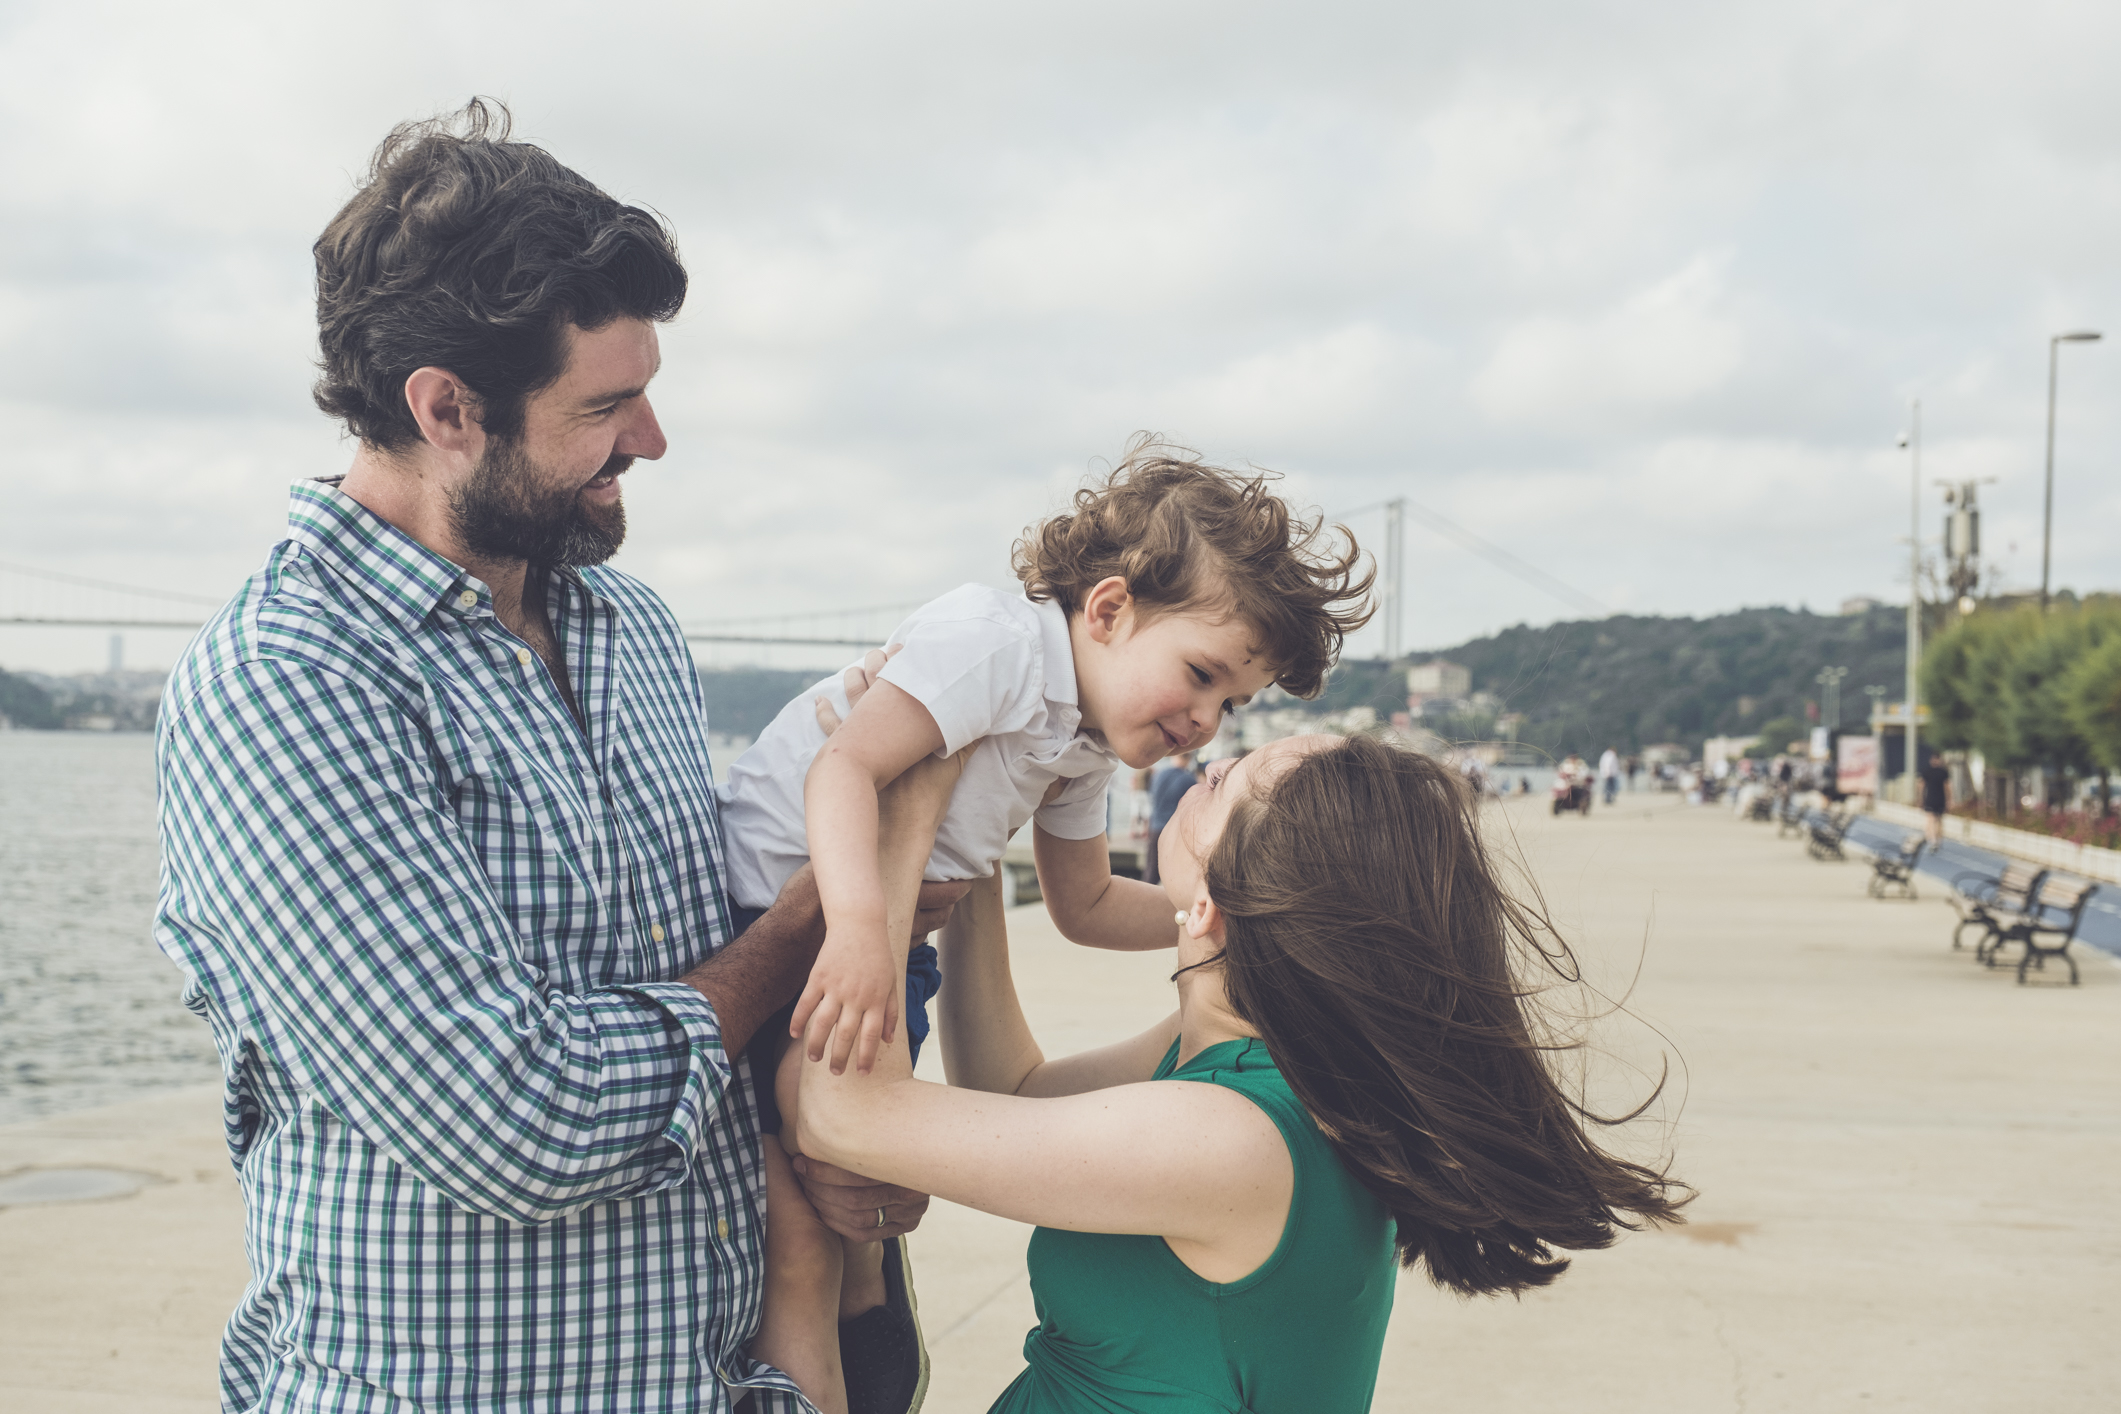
[1919, 747, 1950, 850]
[1144, 750, 1198, 885]
[1598, 746, 1621, 806]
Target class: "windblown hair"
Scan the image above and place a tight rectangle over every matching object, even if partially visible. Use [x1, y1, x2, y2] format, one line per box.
[313, 98, 687, 450]
[1209, 733, 1690, 1296]
[1011, 436, 1373, 698]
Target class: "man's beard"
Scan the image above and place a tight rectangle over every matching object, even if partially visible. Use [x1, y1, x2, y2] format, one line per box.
[448, 438, 629, 568]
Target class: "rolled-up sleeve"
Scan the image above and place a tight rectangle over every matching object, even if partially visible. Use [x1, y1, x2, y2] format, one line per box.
[159, 657, 729, 1225]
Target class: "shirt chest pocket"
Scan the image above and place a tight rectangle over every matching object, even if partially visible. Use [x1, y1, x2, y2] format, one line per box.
[413, 673, 618, 977]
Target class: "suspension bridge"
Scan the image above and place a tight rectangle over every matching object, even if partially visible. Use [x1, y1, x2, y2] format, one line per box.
[0, 560, 922, 652]
[3, 497, 1604, 660]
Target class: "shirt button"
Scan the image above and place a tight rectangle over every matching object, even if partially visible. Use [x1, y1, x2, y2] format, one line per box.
[457, 590, 477, 609]
[716, 1218, 729, 1240]
[651, 924, 666, 942]
[516, 648, 532, 667]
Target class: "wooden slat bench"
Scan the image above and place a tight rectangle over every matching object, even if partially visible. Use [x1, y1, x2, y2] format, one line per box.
[1987, 874, 2097, 986]
[1950, 860, 2045, 960]
[1805, 808, 1852, 862]
[1866, 835, 1923, 899]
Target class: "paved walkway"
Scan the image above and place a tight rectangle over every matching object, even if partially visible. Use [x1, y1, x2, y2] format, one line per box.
[5, 791, 2117, 1412]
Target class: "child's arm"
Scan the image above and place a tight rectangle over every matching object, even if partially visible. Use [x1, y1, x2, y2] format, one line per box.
[1032, 824, 1184, 952]
[795, 678, 947, 1074]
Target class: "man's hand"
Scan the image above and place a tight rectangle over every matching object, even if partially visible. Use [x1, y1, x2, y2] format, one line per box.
[788, 1152, 932, 1244]
[912, 879, 971, 936]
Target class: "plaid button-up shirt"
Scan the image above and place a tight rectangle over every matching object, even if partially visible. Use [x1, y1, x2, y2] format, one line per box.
[154, 480, 805, 1413]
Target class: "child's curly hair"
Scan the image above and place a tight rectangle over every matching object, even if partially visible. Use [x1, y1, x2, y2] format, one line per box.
[1012, 436, 1375, 698]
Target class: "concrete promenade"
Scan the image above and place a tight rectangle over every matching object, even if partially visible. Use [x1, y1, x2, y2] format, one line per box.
[4, 792, 2117, 1412]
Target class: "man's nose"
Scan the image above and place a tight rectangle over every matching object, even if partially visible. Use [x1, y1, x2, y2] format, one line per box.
[621, 397, 669, 461]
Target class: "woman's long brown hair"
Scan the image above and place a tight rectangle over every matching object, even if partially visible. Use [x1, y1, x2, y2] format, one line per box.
[1207, 733, 1689, 1297]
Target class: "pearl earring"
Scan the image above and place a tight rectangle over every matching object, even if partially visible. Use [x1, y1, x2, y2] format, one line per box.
[1174, 910, 1190, 926]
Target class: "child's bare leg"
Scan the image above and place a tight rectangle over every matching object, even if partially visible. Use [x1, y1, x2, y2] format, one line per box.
[754, 1132, 848, 1414]
[839, 1233, 888, 1319]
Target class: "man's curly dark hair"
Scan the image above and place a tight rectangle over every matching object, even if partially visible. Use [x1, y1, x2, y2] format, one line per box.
[312, 98, 686, 450]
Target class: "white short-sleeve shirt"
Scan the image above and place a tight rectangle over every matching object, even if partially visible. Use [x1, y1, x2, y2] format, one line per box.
[716, 584, 1120, 909]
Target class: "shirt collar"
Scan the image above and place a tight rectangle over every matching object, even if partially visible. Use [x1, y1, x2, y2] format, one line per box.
[285, 478, 604, 632]
[1029, 593, 1078, 708]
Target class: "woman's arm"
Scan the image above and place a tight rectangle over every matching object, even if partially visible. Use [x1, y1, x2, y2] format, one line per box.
[1033, 826, 1186, 952]
[935, 870, 1180, 1099]
[792, 752, 1287, 1269]
[795, 1065, 1291, 1270]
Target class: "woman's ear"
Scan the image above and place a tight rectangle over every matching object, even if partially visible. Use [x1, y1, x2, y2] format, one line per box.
[1184, 893, 1223, 942]
[1080, 576, 1133, 646]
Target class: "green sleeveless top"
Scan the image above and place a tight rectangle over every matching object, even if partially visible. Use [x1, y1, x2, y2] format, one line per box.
[988, 1038, 1397, 1413]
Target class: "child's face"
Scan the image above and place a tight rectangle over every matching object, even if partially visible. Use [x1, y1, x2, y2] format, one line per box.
[1073, 584, 1279, 769]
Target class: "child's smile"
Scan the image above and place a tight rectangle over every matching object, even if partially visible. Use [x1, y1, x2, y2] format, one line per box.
[1073, 595, 1279, 769]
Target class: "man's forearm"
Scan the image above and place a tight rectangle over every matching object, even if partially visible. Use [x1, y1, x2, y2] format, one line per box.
[680, 866, 825, 1053]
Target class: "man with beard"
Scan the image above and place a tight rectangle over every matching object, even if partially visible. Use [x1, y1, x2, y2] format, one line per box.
[153, 101, 956, 1414]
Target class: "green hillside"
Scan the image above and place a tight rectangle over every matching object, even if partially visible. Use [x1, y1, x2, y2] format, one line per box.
[698, 666, 828, 739]
[699, 604, 1913, 757]
[1310, 605, 1911, 756]
[0, 667, 62, 729]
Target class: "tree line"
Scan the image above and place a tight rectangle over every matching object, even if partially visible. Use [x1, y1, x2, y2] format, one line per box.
[1921, 598, 2121, 810]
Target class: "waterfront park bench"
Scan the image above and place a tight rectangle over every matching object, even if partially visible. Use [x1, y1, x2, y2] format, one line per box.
[1985, 874, 2098, 986]
[1950, 860, 2045, 960]
[1866, 834, 1923, 900]
[1805, 808, 1852, 862]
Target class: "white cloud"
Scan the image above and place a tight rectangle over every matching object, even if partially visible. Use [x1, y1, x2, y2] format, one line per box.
[4, 0, 2121, 675]
[1470, 256, 1746, 427]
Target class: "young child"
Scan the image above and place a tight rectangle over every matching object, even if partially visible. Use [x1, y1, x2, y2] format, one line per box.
[717, 439, 1371, 1412]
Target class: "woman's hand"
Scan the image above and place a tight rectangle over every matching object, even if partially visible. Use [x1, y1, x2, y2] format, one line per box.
[790, 1153, 932, 1244]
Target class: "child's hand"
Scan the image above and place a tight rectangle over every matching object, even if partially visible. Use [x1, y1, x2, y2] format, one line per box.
[790, 929, 901, 1075]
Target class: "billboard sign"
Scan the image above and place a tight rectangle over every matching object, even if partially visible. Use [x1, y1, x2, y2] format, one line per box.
[1837, 735, 1879, 796]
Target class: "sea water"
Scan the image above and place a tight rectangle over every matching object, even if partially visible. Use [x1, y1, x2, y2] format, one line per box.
[0, 730, 217, 1124]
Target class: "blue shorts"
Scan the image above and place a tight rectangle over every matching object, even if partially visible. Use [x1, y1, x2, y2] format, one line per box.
[729, 900, 942, 1133]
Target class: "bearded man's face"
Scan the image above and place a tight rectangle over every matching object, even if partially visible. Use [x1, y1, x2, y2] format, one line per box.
[445, 318, 668, 567]
[448, 434, 628, 567]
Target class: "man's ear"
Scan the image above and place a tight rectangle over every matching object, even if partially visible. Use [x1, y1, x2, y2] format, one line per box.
[1080, 576, 1133, 646]
[403, 367, 484, 460]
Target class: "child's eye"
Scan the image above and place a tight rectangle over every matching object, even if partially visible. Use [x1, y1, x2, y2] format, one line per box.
[1219, 699, 1236, 717]
[1191, 665, 1212, 687]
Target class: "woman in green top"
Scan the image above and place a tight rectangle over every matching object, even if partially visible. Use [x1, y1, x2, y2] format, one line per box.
[773, 729, 1688, 1412]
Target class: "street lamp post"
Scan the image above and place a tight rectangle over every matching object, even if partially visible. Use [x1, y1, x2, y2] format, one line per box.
[1899, 401, 1921, 800]
[1815, 666, 1848, 731]
[2042, 330, 2103, 612]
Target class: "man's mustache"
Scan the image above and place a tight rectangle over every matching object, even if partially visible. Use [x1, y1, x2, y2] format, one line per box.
[587, 454, 635, 484]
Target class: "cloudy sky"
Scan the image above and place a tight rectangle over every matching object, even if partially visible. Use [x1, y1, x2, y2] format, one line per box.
[3, 0, 2118, 674]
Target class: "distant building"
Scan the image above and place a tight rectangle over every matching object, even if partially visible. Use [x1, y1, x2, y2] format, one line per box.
[1839, 596, 1882, 616]
[1407, 660, 1472, 700]
[1702, 735, 1760, 769]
